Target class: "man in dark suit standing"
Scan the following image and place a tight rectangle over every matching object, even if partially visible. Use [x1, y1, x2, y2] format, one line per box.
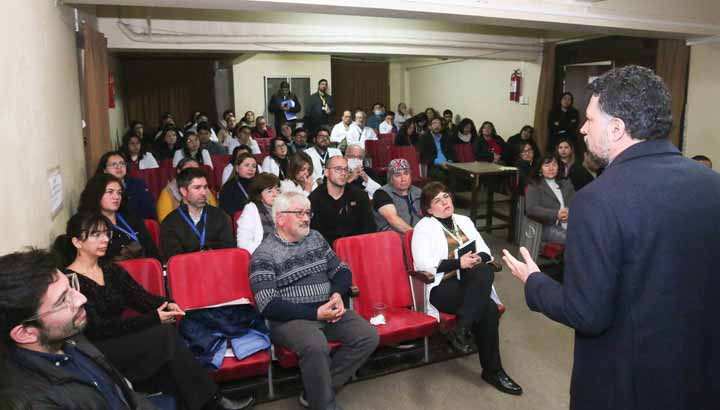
[305, 79, 334, 136]
[503, 65, 720, 410]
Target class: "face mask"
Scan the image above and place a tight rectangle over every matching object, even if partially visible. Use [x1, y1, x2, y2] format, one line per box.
[374, 110, 384, 116]
[459, 133, 472, 143]
[347, 158, 363, 170]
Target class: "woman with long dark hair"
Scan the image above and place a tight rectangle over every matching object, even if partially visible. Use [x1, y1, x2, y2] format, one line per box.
[452, 118, 493, 162]
[153, 127, 183, 162]
[235, 173, 280, 254]
[525, 152, 576, 244]
[172, 131, 213, 169]
[547, 91, 581, 152]
[279, 152, 317, 196]
[261, 137, 289, 180]
[96, 151, 156, 220]
[504, 125, 540, 165]
[219, 152, 258, 218]
[394, 119, 420, 146]
[479, 121, 506, 164]
[120, 132, 159, 171]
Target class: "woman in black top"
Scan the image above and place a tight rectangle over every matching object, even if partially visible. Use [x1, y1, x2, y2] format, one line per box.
[219, 152, 258, 218]
[504, 125, 540, 166]
[61, 212, 254, 410]
[77, 174, 159, 262]
[451, 118, 493, 162]
[547, 92, 581, 152]
[394, 118, 420, 146]
[153, 127, 182, 162]
[515, 142, 536, 193]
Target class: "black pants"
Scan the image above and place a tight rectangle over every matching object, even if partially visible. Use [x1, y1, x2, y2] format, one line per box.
[94, 324, 217, 410]
[430, 265, 502, 372]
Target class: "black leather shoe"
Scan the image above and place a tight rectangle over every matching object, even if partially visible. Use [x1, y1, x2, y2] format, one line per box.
[215, 394, 255, 410]
[481, 369, 523, 396]
[447, 327, 473, 354]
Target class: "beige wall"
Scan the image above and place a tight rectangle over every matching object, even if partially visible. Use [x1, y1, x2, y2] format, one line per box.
[685, 44, 720, 166]
[232, 53, 331, 120]
[107, 53, 127, 148]
[0, 1, 85, 254]
[391, 58, 540, 137]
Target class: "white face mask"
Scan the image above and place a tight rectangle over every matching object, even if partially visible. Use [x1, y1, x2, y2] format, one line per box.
[459, 133, 472, 143]
[374, 110, 384, 116]
[347, 158, 363, 170]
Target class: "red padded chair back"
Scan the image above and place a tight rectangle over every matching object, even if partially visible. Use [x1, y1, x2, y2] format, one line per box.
[453, 144, 475, 163]
[200, 165, 216, 192]
[232, 210, 243, 234]
[256, 138, 271, 155]
[254, 153, 268, 168]
[116, 258, 165, 319]
[143, 219, 161, 250]
[367, 140, 393, 175]
[334, 232, 413, 318]
[129, 168, 164, 200]
[158, 160, 175, 186]
[166, 248, 255, 310]
[378, 133, 395, 145]
[211, 154, 232, 189]
[402, 230, 414, 272]
[389, 146, 423, 183]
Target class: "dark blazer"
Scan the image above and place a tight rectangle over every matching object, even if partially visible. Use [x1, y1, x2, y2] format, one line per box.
[418, 132, 456, 168]
[268, 94, 302, 131]
[525, 178, 575, 225]
[524, 139, 720, 410]
[124, 177, 157, 220]
[160, 203, 235, 258]
[305, 92, 334, 132]
[547, 106, 580, 150]
[0, 337, 155, 409]
[219, 177, 251, 219]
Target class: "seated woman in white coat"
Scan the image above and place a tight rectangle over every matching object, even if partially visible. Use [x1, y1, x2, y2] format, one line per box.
[172, 130, 213, 169]
[411, 182, 522, 396]
[261, 137, 289, 180]
[279, 152, 318, 197]
[236, 173, 280, 254]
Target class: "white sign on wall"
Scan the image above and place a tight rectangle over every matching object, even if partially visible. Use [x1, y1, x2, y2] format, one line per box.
[48, 167, 63, 218]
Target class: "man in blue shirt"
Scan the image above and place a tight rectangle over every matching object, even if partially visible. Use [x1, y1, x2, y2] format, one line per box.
[419, 117, 456, 183]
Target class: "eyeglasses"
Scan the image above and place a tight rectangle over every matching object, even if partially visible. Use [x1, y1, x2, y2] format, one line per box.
[431, 192, 452, 206]
[263, 187, 281, 194]
[87, 230, 113, 241]
[21, 273, 82, 324]
[329, 166, 350, 174]
[107, 161, 126, 169]
[281, 210, 313, 218]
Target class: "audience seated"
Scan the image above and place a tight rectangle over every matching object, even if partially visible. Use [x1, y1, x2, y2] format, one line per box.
[77, 174, 159, 262]
[479, 121, 506, 164]
[222, 145, 256, 187]
[220, 152, 258, 218]
[157, 158, 219, 223]
[692, 154, 713, 169]
[219, 109, 235, 129]
[172, 130, 213, 169]
[411, 182, 522, 396]
[239, 110, 255, 127]
[268, 81, 302, 131]
[366, 102, 385, 130]
[378, 110, 397, 135]
[197, 122, 227, 156]
[227, 125, 261, 155]
[555, 138, 598, 191]
[515, 142, 536, 193]
[0, 249, 161, 409]
[571, 152, 601, 191]
[288, 127, 310, 154]
[504, 125, 539, 166]
[154, 112, 183, 141]
[346, 109, 378, 149]
[261, 138, 289, 179]
[305, 79, 334, 135]
[277, 123, 294, 144]
[222, 115, 238, 145]
[249, 192, 379, 410]
[372, 159, 423, 233]
[556, 138, 576, 179]
[252, 115, 276, 140]
[394, 102, 411, 129]
[419, 117, 456, 182]
[309, 156, 376, 246]
[160, 168, 234, 258]
[525, 153, 575, 244]
[280, 152, 318, 196]
[547, 91, 581, 154]
[60, 212, 253, 410]
[330, 110, 353, 147]
[121, 132, 159, 171]
[424, 107, 439, 121]
[154, 127, 183, 162]
[394, 118, 420, 146]
[130, 119, 151, 148]
[451, 118, 493, 162]
[96, 151, 156, 220]
[236, 173, 280, 254]
[345, 144, 381, 199]
[414, 112, 429, 136]
[442, 109, 456, 134]
[307, 127, 342, 183]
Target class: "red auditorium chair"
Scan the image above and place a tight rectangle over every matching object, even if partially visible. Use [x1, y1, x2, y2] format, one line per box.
[143, 219, 161, 251]
[366, 140, 393, 176]
[116, 258, 165, 319]
[129, 168, 165, 200]
[232, 210, 242, 235]
[256, 138, 271, 155]
[166, 249, 273, 390]
[211, 154, 232, 189]
[158, 160, 175, 185]
[452, 144, 476, 163]
[378, 133, 395, 145]
[519, 187, 566, 263]
[334, 231, 438, 362]
[254, 153, 268, 168]
[200, 165, 216, 192]
[389, 146, 427, 186]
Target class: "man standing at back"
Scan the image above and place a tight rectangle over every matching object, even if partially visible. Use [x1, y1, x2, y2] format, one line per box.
[305, 79, 334, 135]
[503, 65, 720, 410]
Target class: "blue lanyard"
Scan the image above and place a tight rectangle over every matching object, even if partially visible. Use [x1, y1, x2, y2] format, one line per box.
[114, 214, 139, 242]
[237, 181, 249, 199]
[177, 207, 207, 248]
[392, 191, 418, 224]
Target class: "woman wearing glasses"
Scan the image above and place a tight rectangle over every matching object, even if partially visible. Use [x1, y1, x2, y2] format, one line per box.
[61, 211, 255, 410]
[411, 182, 522, 396]
[236, 173, 281, 254]
[261, 137, 289, 180]
[96, 151, 157, 220]
[77, 173, 159, 262]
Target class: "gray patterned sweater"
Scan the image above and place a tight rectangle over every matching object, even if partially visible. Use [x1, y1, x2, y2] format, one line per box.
[249, 230, 352, 322]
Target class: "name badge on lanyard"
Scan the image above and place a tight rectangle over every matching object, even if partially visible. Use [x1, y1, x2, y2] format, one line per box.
[114, 214, 139, 243]
[178, 207, 207, 248]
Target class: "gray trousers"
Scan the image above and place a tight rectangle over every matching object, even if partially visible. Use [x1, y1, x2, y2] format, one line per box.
[270, 310, 379, 410]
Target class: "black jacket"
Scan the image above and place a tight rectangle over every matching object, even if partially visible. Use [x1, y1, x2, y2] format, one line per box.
[160, 203, 235, 259]
[504, 133, 540, 165]
[268, 94, 302, 131]
[547, 106, 580, 150]
[124, 177, 157, 221]
[305, 92, 334, 133]
[309, 184, 376, 246]
[219, 177, 251, 220]
[106, 213, 160, 262]
[0, 337, 156, 409]
[418, 132, 456, 169]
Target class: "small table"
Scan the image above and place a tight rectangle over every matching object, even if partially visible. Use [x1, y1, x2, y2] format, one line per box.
[446, 162, 519, 242]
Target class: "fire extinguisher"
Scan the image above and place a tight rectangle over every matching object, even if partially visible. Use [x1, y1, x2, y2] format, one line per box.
[510, 69, 522, 102]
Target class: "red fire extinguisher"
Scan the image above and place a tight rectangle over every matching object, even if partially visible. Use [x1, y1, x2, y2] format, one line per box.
[510, 69, 522, 102]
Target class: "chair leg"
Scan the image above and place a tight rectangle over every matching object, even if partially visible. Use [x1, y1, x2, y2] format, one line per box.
[267, 358, 275, 399]
[423, 336, 430, 363]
